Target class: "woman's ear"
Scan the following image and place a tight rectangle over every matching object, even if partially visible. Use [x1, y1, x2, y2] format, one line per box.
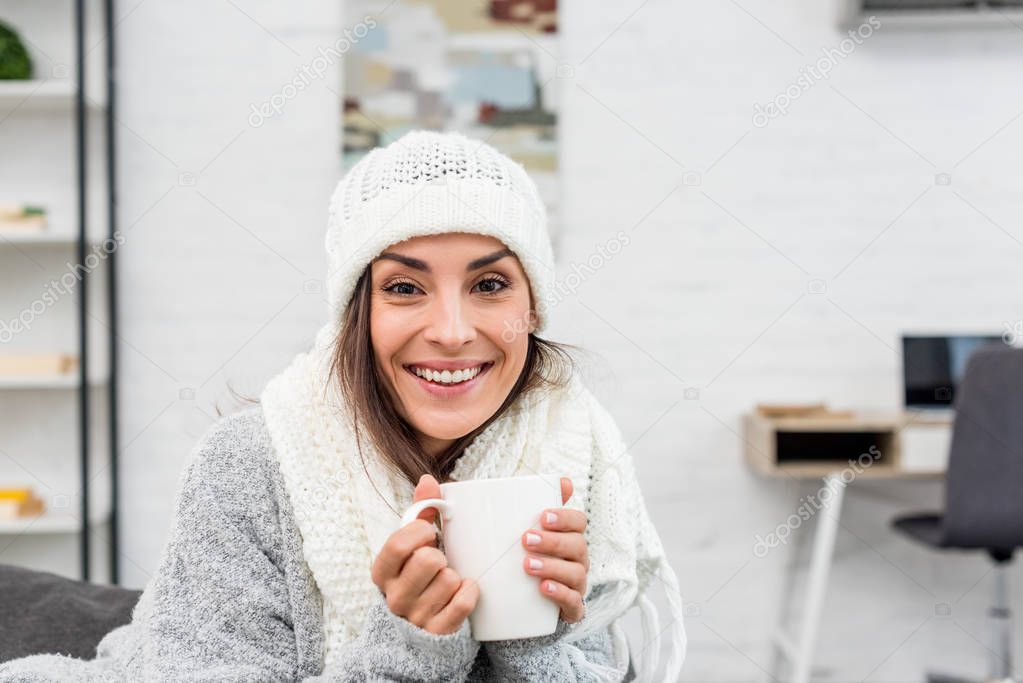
[527, 308, 539, 335]
[525, 292, 539, 335]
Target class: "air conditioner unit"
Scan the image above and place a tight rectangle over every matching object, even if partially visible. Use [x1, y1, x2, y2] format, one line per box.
[839, 0, 1023, 29]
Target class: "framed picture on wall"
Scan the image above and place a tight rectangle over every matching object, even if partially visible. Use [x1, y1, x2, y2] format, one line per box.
[341, 0, 561, 251]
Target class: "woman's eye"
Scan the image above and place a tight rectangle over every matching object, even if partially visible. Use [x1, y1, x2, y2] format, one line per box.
[382, 280, 420, 296]
[474, 276, 511, 295]
[382, 276, 510, 297]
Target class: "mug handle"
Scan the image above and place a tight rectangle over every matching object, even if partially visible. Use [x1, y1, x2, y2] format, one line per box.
[400, 498, 454, 527]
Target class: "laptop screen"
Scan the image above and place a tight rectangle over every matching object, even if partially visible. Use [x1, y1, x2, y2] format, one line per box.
[902, 335, 1003, 408]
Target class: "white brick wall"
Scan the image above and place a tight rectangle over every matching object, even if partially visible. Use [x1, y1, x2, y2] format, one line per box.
[109, 1, 1023, 681]
[112, 0, 342, 585]
[552, 2, 1023, 681]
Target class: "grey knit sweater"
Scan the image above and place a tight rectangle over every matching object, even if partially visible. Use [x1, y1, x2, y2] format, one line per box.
[0, 406, 627, 682]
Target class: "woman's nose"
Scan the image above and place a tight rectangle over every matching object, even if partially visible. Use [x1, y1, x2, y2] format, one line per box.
[422, 290, 476, 347]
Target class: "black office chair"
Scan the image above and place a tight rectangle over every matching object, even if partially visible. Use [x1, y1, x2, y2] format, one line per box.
[893, 344, 1023, 683]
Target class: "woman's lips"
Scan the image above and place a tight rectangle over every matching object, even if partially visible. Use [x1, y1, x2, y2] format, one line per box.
[405, 362, 494, 398]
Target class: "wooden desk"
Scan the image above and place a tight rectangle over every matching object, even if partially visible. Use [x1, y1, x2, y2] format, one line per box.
[744, 410, 948, 480]
[742, 410, 951, 683]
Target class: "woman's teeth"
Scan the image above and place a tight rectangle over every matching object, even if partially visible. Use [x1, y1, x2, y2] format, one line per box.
[412, 365, 485, 385]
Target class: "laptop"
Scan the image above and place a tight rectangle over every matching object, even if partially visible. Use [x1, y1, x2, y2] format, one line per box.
[901, 334, 1005, 413]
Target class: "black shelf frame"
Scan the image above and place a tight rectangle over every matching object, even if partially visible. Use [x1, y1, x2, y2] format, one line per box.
[73, 0, 120, 583]
[104, 0, 121, 587]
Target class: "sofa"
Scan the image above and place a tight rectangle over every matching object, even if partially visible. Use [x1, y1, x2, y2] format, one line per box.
[0, 563, 142, 663]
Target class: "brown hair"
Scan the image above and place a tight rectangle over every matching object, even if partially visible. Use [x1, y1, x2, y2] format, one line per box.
[329, 266, 578, 491]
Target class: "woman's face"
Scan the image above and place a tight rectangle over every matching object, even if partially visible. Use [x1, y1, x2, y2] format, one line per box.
[369, 232, 535, 457]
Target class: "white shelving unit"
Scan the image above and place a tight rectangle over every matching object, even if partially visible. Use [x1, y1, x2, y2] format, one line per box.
[0, 375, 108, 390]
[0, 500, 110, 535]
[0, 231, 105, 246]
[0, 1, 117, 583]
[0, 79, 103, 110]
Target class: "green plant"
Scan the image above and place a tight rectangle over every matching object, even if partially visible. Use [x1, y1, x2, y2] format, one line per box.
[0, 20, 33, 80]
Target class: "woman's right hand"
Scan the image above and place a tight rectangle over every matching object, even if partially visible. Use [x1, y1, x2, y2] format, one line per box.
[370, 474, 480, 635]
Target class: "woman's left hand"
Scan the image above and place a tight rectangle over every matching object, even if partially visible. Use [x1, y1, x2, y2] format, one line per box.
[520, 476, 589, 623]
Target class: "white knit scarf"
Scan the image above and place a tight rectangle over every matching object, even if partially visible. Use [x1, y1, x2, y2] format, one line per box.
[259, 322, 686, 682]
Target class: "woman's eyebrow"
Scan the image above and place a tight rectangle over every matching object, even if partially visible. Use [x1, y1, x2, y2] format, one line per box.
[466, 248, 514, 271]
[375, 248, 513, 273]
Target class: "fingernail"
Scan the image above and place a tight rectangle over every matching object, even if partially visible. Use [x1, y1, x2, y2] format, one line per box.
[528, 557, 543, 570]
[525, 532, 541, 546]
[545, 581, 557, 593]
[545, 511, 557, 525]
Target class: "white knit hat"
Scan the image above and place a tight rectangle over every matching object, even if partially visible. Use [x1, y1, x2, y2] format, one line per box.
[324, 129, 555, 335]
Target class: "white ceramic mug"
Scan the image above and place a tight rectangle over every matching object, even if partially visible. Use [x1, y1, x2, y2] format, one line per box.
[399, 473, 563, 641]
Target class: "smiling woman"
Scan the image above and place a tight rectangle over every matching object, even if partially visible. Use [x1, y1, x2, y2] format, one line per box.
[332, 231, 575, 483]
[274, 131, 687, 680]
[0, 130, 685, 683]
[371, 236, 540, 452]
